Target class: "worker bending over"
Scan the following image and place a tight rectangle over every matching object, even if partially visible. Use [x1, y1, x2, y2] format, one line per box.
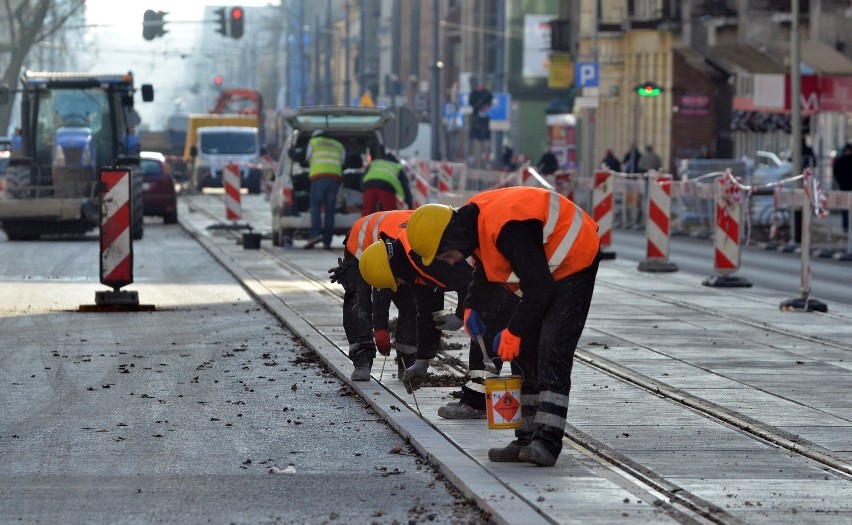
[404, 187, 601, 467]
[329, 210, 470, 382]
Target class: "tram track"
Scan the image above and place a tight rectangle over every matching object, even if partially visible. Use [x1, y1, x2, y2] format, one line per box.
[253, 230, 852, 524]
[187, 196, 851, 524]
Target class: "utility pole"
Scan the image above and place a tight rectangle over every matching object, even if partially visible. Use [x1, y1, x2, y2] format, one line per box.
[344, 1, 351, 105]
[791, 0, 803, 244]
[430, 0, 441, 160]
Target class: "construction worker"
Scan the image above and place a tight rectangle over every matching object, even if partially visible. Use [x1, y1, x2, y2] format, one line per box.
[305, 130, 346, 250]
[361, 235, 519, 420]
[403, 187, 602, 467]
[328, 210, 471, 383]
[361, 150, 413, 215]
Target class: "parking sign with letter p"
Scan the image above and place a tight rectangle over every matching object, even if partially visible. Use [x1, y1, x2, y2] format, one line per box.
[576, 63, 599, 88]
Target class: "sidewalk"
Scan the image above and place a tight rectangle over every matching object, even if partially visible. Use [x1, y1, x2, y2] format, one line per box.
[182, 196, 852, 524]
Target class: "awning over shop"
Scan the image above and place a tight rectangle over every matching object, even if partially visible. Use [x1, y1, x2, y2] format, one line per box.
[798, 40, 852, 76]
[705, 44, 786, 75]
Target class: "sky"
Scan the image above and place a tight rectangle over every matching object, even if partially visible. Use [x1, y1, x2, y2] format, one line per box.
[84, 1, 273, 129]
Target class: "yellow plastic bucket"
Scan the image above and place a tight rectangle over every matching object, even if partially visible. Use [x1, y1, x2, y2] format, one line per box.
[484, 375, 522, 429]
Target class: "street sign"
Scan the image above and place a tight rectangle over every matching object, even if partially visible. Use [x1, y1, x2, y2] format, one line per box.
[574, 96, 599, 109]
[575, 62, 599, 88]
[457, 91, 510, 121]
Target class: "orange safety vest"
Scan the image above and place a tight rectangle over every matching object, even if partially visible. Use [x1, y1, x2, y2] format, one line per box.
[345, 210, 412, 259]
[398, 229, 447, 289]
[469, 187, 599, 291]
[345, 209, 448, 290]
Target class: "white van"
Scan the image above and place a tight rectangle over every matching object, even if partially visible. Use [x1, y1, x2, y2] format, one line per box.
[190, 126, 265, 194]
[269, 106, 393, 247]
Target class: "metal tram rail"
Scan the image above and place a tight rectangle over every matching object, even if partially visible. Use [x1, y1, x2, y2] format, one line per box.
[187, 198, 851, 524]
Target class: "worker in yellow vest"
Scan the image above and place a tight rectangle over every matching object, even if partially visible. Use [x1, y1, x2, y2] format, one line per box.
[305, 130, 345, 249]
[361, 150, 413, 215]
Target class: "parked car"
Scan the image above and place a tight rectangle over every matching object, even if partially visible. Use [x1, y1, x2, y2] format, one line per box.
[140, 151, 178, 224]
[748, 151, 793, 225]
[269, 106, 393, 247]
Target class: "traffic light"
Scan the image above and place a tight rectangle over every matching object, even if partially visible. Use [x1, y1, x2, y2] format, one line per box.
[229, 7, 244, 39]
[635, 81, 663, 97]
[213, 75, 223, 87]
[214, 7, 228, 37]
[143, 10, 168, 41]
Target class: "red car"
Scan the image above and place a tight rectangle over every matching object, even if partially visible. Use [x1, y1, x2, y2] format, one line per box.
[140, 151, 178, 224]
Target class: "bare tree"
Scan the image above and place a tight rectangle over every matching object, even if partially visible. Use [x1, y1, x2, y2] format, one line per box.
[0, 0, 85, 133]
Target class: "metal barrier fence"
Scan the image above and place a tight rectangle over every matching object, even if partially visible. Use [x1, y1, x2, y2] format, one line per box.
[402, 158, 851, 257]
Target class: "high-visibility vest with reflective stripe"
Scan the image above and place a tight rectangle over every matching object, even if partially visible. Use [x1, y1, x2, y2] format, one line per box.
[308, 137, 344, 178]
[362, 159, 405, 198]
[399, 229, 447, 289]
[470, 187, 599, 291]
[345, 210, 412, 259]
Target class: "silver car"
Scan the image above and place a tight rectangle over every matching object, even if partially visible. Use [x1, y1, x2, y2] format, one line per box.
[269, 106, 393, 247]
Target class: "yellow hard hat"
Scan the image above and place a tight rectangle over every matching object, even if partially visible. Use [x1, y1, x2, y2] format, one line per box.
[359, 240, 397, 291]
[406, 204, 453, 266]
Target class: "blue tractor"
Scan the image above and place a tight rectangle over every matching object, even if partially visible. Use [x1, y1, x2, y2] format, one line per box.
[0, 71, 153, 240]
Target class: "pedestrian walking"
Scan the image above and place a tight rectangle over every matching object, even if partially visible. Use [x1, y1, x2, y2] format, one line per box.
[305, 130, 345, 250]
[623, 145, 642, 173]
[601, 149, 621, 171]
[637, 144, 662, 172]
[329, 210, 471, 383]
[361, 150, 413, 215]
[403, 187, 601, 467]
[537, 148, 559, 175]
[833, 143, 852, 232]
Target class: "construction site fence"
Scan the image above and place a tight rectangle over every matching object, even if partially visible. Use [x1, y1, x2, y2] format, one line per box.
[403, 158, 852, 252]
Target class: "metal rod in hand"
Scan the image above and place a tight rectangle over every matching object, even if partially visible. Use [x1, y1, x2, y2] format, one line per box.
[379, 355, 387, 382]
[476, 335, 499, 374]
[410, 386, 421, 415]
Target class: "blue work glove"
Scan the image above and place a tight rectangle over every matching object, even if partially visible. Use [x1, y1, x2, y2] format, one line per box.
[463, 308, 486, 338]
[401, 359, 430, 394]
[432, 309, 463, 331]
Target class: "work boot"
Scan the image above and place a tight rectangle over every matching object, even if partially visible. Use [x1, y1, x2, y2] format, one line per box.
[489, 393, 538, 462]
[518, 439, 558, 467]
[350, 352, 373, 382]
[438, 402, 486, 420]
[487, 439, 530, 462]
[304, 235, 323, 249]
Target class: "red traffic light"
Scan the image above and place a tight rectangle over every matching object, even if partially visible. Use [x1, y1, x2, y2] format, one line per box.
[229, 6, 244, 39]
[214, 75, 223, 86]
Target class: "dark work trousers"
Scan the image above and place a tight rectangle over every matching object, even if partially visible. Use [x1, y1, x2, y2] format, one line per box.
[509, 254, 601, 457]
[374, 285, 418, 349]
[459, 284, 519, 410]
[340, 251, 376, 361]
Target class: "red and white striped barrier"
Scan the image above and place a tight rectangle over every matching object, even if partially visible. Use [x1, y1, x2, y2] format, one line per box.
[704, 171, 751, 287]
[638, 172, 678, 272]
[411, 170, 432, 209]
[224, 162, 241, 221]
[85, 167, 153, 310]
[99, 168, 133, 289]
[592, 170, 616, 259]
[437, 163, 453, 194]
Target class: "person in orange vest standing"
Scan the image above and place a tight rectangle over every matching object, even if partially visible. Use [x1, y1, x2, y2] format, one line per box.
[361, 149, 413, 215]
[404, 187, 602, 467]
[328, 210, 471, 382]
[305, 130, 346, 249]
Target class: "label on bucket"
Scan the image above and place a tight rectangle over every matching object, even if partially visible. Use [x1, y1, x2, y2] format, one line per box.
[485, 376, 521, 429]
